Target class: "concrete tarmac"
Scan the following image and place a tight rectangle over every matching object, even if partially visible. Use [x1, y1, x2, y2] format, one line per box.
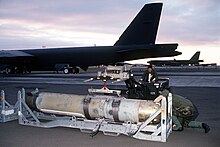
[0, 73, 220, 147]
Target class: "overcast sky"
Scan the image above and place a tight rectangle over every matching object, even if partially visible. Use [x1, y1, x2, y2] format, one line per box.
[1, 0, 220, 64]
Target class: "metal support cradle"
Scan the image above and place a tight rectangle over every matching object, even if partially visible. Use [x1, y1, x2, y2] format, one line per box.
[16, 89, 172, 142]
[1, 88, 172, 142]
[0, 90, 19, 122]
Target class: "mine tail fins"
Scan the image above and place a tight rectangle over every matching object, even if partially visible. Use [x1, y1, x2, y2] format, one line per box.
[114, 3, 162, 46]
[190, 51, 200, 61]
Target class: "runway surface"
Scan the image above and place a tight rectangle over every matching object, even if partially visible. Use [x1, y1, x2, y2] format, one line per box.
[1, 71, 220, 87]
[0, 72, 220, 147]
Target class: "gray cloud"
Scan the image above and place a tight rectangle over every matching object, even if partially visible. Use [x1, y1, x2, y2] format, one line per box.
[157, 0, 220, 45]
[0, 0, 148, 49]
[0, 0, 145, 34]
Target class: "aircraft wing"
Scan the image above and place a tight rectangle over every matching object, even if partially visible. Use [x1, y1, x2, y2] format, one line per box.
[0, 50, 34, 58]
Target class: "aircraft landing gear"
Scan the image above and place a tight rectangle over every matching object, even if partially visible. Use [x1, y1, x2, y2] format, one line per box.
[63, 68, 70, 74]
[72, 67, 79, 74]
[0, 65, 15, 74]
[5, 67, 12, 74]
[63, 67, 79, 74]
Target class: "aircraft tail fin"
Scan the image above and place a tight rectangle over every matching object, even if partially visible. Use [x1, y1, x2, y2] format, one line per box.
[114, 3, 162, 46]
[190, 51, 200, 61]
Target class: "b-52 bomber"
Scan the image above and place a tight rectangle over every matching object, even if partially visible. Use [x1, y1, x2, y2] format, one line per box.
[148, 51, 203, 66]
[0, 3, 181, 74]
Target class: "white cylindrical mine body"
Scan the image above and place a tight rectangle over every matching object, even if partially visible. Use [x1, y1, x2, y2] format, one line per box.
[27, 92, 160, 123]
[118, 99, 140, 122]
[35, 93, 85, 117]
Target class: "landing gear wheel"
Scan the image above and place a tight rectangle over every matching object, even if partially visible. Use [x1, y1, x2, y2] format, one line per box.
[5, 68, 12, 74]
[63, 68, 69, 74]
[75, 67, 79, 74]
[72, 67, 79, 74]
